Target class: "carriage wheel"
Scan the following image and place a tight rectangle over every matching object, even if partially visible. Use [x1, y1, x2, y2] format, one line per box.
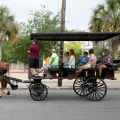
[83, 77, 107, 101]
[29, 83, 48, 101]
[73, 78, 86, 97]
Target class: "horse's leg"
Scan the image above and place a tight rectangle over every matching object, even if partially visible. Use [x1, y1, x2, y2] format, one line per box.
[0, 82, 2, 97]
[2, 80, 10, 95]
[0, 79, 4, 97]
[4, 81, 10, 95]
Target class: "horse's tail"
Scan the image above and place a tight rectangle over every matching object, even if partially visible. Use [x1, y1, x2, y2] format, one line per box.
[6, 63, 10, 75]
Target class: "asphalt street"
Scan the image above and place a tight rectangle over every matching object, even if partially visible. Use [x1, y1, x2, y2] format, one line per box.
[0, 89, 120, 120]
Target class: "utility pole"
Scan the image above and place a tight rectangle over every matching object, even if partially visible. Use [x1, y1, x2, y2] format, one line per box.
[61, 0, 66, 32]
[58, 0, 66, 87]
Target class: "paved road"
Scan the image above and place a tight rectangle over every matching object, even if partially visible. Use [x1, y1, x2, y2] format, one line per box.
[0, 89, 120, 120]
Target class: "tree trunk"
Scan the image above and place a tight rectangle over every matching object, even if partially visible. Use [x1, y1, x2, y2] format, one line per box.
[112, 44, 119, 60]
[0, 33, 3, 61]
[109, 36, 120, 60]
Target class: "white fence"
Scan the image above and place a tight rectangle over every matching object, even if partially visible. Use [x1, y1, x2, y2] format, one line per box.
[9, 62, 28, 72]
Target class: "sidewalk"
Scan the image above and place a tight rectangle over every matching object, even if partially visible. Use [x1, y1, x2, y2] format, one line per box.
[5, 71, 120, 90]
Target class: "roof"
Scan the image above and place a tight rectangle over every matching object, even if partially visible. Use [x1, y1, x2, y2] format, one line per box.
[30, 32, 120, 41]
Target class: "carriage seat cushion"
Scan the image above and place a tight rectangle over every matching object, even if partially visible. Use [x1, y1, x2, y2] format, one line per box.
[64, 67, 97, 72]
[107, 66, 116, 71]
[48, 67, 59, 72]
[102, 66, 116, 71]
[64, 68, 76, 72]
[86, 67, 98, 71]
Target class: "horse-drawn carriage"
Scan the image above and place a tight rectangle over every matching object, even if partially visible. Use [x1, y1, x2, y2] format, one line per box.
[0, 32, 120, 101]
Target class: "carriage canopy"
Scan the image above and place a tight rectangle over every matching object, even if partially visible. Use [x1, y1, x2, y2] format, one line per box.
[30, 32, 120, 41]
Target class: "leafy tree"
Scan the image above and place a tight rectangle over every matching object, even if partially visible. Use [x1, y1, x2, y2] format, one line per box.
[93, 44, 105, 59]
[89, 0, 120, 59]
[0, 6, 19, 60]
[14, 36, 59, 64]
[20, 5, 61, 35]
[1, 40, 16, 62]
[119, 50, 120, 59]
[64, 41, 83, 59]
[15, 6, 61, 64]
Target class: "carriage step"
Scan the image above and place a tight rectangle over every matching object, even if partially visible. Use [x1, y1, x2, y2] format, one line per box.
[11, 84, 18, 90]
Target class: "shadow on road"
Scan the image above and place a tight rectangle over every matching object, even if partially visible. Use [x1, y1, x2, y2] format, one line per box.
[0, 90, 120, 102]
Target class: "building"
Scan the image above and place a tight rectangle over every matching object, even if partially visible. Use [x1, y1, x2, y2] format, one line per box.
[82, 41, 93, 52]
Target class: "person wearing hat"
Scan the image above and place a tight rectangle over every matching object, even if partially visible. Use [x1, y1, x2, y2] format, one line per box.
[43, 49, 59, 78]
[39, 51, 52, 73]
[27, 39, 40, 76]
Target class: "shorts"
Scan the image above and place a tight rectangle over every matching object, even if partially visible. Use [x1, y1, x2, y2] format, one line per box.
[96, 63, 103, 66]
[84, 64, 91, 69]
[45, 65, 57, 69]
[63, 66, 69, 69]
[29, 58, 39, 68]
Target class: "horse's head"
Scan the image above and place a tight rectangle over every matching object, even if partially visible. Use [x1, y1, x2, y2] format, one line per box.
[0, 61, 10, 75]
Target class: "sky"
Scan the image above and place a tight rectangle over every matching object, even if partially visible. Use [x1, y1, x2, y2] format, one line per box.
[0, 0, 105, 31]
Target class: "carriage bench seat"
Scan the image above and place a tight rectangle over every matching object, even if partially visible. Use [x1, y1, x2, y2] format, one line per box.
[107, 66, 116, 71]
[85, 67, 98, 71]
[101, 66, 116, 79]
[67, 68, 76, 71]
[48, 67, 59, 77]
[48, 67, 59, 72]
[84, 67, 98, 76]
[65, 68, 76, 78]
[65, 67, 97, 77]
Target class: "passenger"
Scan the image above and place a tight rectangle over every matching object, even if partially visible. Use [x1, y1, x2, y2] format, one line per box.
[63, 49, 76, 68]
[39, 52, 52, 73]
[97, 49, 113, 76]
[43, 49, 59, 78]
[75, 49, 97, 75]
[78, 52, 89, 66]
[27, 39, 40, 76]
[63, 52, 69, 65]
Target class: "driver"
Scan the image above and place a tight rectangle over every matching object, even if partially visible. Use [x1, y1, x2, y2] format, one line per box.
[27, 39, 40, 76]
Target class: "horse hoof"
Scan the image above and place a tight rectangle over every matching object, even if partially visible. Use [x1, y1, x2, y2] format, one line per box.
[7, 91, 10, 95]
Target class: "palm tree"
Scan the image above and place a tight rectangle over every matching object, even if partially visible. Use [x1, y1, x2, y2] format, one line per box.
[0, 6, 19, 60]
[89, 0, 120, 59]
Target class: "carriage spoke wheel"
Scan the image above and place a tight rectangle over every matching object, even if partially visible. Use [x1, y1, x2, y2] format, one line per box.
[29, 83, 48, 101]
[73, 78, 86, 97]
[83, 77, 107, 101]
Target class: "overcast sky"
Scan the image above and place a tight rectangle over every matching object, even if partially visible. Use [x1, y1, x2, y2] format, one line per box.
[0, 0, 105, 31]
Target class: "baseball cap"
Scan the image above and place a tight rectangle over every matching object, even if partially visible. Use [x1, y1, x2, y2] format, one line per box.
[51, 49, 56, 52]
[32, 39, 38, 43]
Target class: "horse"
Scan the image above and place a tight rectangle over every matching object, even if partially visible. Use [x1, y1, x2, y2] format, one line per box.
[0, 61, 10, 97]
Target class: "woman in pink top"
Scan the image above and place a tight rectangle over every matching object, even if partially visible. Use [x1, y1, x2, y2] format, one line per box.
[75, 49, 97, 75]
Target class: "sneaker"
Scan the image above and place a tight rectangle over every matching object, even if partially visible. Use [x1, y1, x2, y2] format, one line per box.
[45, 75, 52, 79]
[39, 69, 44, 73]
[33, 72, 38, 76]
[42, 73, 47, 77]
